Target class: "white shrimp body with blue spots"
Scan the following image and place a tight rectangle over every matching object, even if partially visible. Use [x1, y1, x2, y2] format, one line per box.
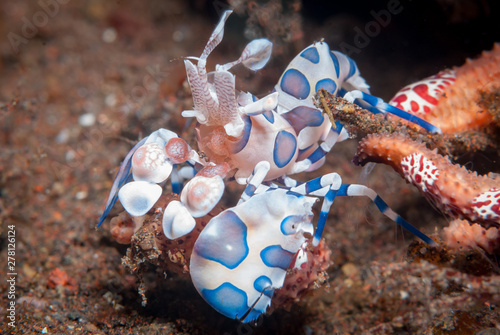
[275, 42, 370, 156]
[277, 42, 369, 111]
[197, 94, 301, 182]
[190, 189, 315, 322]
[211, 41, 371, 182]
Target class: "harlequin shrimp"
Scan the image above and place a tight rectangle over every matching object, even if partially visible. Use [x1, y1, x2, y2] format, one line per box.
[98, 10, 440, 323]
[172, 10, 440, 243]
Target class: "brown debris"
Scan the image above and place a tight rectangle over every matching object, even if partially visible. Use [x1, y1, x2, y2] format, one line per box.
[316, 89, 497, 158]
[407, 241, 498, 276]
[47, 268, 78, 294]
